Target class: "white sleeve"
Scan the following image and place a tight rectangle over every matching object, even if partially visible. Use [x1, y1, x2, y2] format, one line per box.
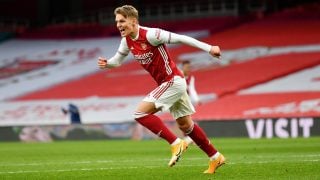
[107, 38, 130, 68]
[146, 28, 211, 52]
[188, 76, 200, 104]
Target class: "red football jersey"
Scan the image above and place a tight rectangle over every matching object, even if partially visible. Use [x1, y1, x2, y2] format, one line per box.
[125, 27, 183, 85]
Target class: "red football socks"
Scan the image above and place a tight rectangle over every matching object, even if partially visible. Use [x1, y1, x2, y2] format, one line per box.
[136, 114, 177, 144]
[187, 124, 217, 157]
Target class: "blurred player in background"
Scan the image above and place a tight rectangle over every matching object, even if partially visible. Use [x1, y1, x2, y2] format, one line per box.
[181, 60, 200, 145]
[61, 103, 81, 124]
[98, 5, 225, 174]
[182, 60, 200, 105]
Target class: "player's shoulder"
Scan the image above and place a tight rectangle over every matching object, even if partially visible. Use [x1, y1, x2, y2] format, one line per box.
[140, 26, 157, 37]
[142, 26, 163, 45]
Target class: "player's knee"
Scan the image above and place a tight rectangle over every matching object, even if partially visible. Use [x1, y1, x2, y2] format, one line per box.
[133, 111, 149, 120]
[178, 122, 194, 134]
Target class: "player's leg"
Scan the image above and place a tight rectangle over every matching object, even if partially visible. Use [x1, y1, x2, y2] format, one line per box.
[134, 98, 187, 168]
[171, 92, 225, 174]
[135, 77, 189, 167]
[176, 115, 225, 173]
[134, 101, 177, 145]
[177, 115, 217, 156]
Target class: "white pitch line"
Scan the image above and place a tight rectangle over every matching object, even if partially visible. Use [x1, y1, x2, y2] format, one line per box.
[0, 159, 319, 174]
[1, 154, 320, 167]
[1, 167, 139, 174]
[255, 154, 320, 158]
[0, 158, 180, 167]
[0, 157, 213, 167]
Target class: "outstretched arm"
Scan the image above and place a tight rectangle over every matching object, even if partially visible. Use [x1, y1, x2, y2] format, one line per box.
[146, 28, 221, 58]
[98, 38, 130, 69]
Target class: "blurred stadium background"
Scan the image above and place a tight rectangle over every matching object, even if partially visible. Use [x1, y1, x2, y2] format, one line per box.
[0, 0, 319, 142]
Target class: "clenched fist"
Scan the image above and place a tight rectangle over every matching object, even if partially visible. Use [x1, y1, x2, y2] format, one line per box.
[98, 57, 108, 69]
[209, 46, 221, 59]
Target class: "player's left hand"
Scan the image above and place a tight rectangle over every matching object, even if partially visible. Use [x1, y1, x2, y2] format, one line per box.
[209, 46, 221, 59]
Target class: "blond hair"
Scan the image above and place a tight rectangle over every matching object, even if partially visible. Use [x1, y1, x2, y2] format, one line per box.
[114, 5, 139, 20]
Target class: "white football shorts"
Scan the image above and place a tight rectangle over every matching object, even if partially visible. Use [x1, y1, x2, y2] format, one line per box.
[143, 76, 195, 119]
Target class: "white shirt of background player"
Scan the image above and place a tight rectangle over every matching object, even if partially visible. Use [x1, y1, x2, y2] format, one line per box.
[186, 75, 200, 105]
[105, 26, 212, 68]
[182, 61, 200, 105]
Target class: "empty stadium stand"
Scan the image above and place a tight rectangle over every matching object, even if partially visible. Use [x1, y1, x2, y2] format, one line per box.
[0, 2, 319, 139]
[17, 16, 245, 39]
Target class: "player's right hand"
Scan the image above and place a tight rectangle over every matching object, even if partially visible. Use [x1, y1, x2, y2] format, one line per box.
[98, 57, 108, 69]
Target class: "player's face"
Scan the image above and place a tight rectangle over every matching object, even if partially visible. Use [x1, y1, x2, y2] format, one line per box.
[182, 64, 191, 76]
[115, 14, 137, 38]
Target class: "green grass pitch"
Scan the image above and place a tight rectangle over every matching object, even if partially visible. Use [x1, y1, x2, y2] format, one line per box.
[0, 137, 319, 179]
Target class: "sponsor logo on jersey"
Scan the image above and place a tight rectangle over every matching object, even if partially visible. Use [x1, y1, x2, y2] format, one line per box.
[134, 51, 153, 64]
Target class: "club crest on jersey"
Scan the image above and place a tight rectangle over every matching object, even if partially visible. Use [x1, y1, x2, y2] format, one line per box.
[141, 43, 147, 50]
